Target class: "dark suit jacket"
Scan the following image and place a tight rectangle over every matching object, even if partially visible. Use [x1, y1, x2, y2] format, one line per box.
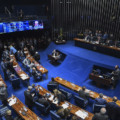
[95, 98, 107, 105]
[0, 86, 8, 101]
[24, 90, 33, 107]
[55, 93, 66, 104]
[5, 115, 14, 120]
[34, 54, 40, 61]
[78, 90, 89, 101]
[38, 98, 49, 107]
[92, 113, 108, 120]
[106, 102, 120, 120]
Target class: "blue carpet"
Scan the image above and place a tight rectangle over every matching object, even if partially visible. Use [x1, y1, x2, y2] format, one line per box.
[0, 40, 120, 119]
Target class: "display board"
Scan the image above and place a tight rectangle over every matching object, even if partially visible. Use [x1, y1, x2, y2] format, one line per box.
[0, 20, 44, 34]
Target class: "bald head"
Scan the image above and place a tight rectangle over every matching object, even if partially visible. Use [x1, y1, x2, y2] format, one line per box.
[0, 81, 4, 87]
[28, 86, 32, 91]
[100, 108, 106, 114]
[115, 65, 119, 69]
[99, 93, 103, 98]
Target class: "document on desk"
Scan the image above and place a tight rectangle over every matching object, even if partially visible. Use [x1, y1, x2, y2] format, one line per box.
[53, 100, 58, 104]
[62, 103, 69, 109]
[8, 97, 17, 106]
[75, 110, 88, 119]
[20, 74, 28, 80]
[49, 95, 54, 101]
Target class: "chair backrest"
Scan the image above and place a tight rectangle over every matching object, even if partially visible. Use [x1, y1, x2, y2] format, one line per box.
[93, 104, 106, 113]
[47, 84, 58, 92]
[59, 89, 68, 96]
[74, 95, 85, 106]
[35, 102, 45, 111]
[50, 110, 61, 120]
[10, 78, 20, 87]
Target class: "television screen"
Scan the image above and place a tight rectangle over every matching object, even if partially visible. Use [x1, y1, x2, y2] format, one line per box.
[0, 20, 44, 34]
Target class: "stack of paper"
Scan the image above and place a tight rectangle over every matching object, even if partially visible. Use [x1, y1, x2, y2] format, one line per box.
[59, 78, 62, 80]
[75, 110, 88, 119]
[49, 95, 54, 101]
[103, 95, 107, 99]
[20, 74, 28, 80]
[8, 97, 17, 106]
[62, 104, 68, 109]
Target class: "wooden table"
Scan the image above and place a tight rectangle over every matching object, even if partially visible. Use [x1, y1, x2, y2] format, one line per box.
[74, 38, 120, 58]
[0, 75, 7, 87]
[10, 55, 30, 83]
[36, 85, 94, 120]
[89, 73, 112, 87]
[54, 77, 120, 106]
[7, 96, 42, 120]
[24, 49, 48, 79]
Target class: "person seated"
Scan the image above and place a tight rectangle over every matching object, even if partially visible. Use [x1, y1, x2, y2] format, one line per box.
[56, 107, 71, 119]
[94, 93, 107, 105]
[32, 67, 42, 80]
[52, 49, 57, 56]
[53, 89, 66, 104]
[49, 77, 58, 84]
[37, 96, 50, 107]
[106, 96, 120, 120]
[111, 65, 120, 89]
[71, 115, 79, 120]
[92, 108, 109, 120]
[34, 52, 40, 62]
[102, 32, 108, 43]
[5, 110, 14, 120]
[78, 86, 90, 102]
[17, 50, 24, 61]
[30, 84, 39, 97]
[29, 61, 35, 74]
[23, 57, 31, 67]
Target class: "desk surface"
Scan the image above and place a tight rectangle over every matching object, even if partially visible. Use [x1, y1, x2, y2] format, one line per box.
[10, 55, 30, 81]
[74, 38, 120, 51]
[7, 96, 42, 120]
[36, 85, 94, 120]
[54, 77, 120, 106]
[24, 49, 48, 74]
[0, 75, 7, 87]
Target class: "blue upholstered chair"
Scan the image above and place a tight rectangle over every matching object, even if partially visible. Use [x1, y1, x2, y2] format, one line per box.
[74, 95, 88, 108]
[93, 104, 106, 113]
[35, 102, 50, 115]
[50, 110, 64, 120]
[10, 78, 20, 89]
[47, 83, 59, 92]
[59, 89, 72, 100]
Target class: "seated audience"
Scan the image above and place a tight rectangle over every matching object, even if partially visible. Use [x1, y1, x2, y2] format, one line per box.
[94, 93, 107, 105]
[30, 84, 39, 97]
[0, 81, 8, 106]
[92, 108, 108, 120]
[78, 86, 90, 102]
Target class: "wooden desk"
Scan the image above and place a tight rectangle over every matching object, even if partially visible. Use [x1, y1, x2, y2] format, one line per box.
[74, 38, 120, 58]
[24, 49, 48, 79]
[10, 55, 30, 82]
[54, 77, 120, 106]
[36, 85, 94, 120]
[7, 96, 42, 120]
[0, 75, 7, 87]
[89, 73, 112, 87]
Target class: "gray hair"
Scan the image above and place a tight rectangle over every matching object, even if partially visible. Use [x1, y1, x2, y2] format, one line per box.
[100, 108, 106, 114]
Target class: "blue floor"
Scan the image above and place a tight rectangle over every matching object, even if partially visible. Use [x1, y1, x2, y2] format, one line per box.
[1, 40, 120, 119]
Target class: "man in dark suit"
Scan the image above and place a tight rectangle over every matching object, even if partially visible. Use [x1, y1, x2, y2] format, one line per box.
[32, 67, 42, 80]
[34, 52, 40, 62]
[106, 96, 120, 120]
[53, 89, 66, 104]
[78, 86, 90, 102]
[24, 86, 34, 110]
[49, 77, 58, 84]
[56, 108, 70, 119]
[92, 108, 108, 120]
[37, 96, 50, 107]
[94, 93, 107, 105]
[0, 82, 8, 106]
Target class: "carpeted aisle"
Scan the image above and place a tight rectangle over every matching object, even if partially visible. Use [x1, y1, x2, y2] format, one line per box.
[0, 40, 120, 119]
